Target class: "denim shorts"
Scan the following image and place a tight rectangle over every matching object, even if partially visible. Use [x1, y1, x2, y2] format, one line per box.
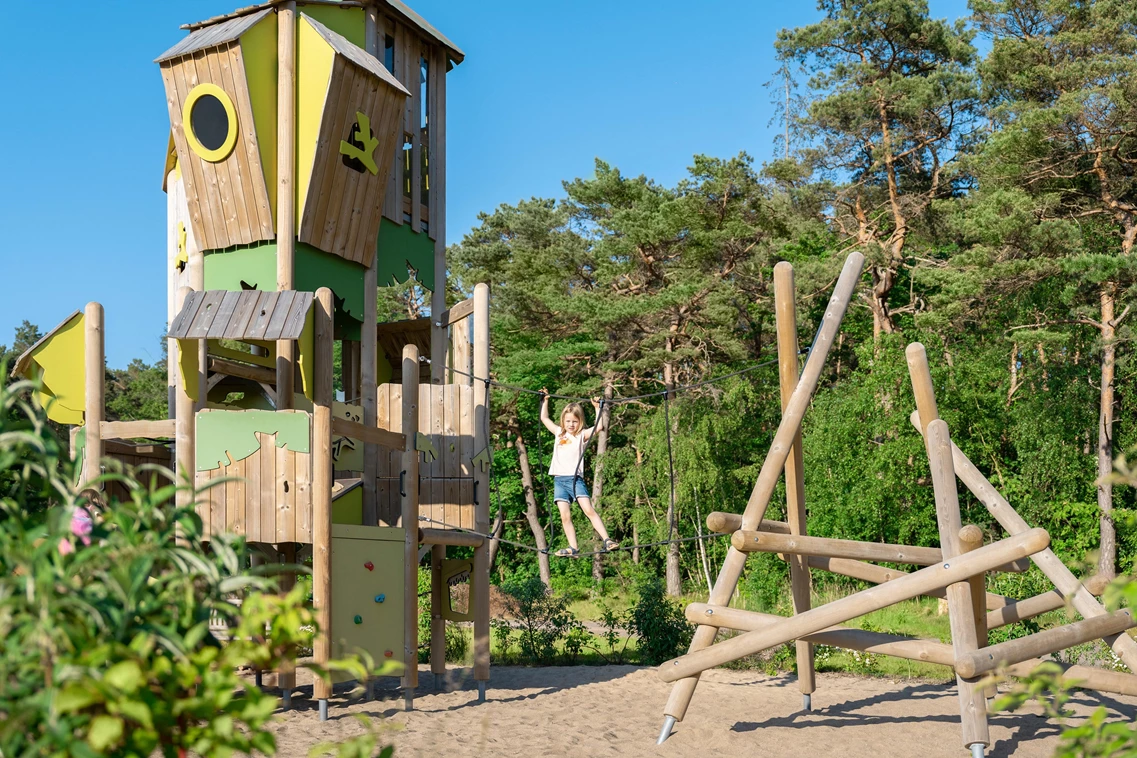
[553, 475, 590, 502]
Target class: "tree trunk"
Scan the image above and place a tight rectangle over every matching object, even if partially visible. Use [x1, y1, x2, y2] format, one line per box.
[663, 318, 681, 596]
[589, 377, 614, 582]
[1097, 282, 1117, 579]
[869, 264, 898, 340]
[513, 428, 551, 586]
[487, 503, 504, 567]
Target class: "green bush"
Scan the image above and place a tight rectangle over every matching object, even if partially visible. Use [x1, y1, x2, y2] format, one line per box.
[497, 576, 584, 664]
[627, 578, 693, 665]
[0, 375, 387, 757]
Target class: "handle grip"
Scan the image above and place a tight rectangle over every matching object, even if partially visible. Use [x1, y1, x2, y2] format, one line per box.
[399, 470, 407, 498]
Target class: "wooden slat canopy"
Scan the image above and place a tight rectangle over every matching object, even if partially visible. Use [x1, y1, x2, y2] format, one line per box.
[168, 290, 314, 341]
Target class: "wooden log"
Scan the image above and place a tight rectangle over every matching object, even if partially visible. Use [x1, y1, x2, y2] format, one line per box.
[731, 530, 943, 565]
[925, 420, 989, 749]
[706, 512, 790, 534]
[330, 416, 406, 450]
[101, 419, 177, 440]
[656, 527, 1050, 683]
[958, 525, 989, 651]
[664, 251, 865, 722]
[84, 302, 105, 497]
[905, 341, 1137, 674]
[419, 527, 484, 547]
[174, 289, 194, 541]
[957, 609, 1136, 679]
[774, 261, 814, 701]
[362, 0, 379, 528]
[430, 543, 446, 677]
[685, 603, 1137, 698]
[275, 1, 296, 410]
[207, 357, 277, 385]
[401, 344, 420, 694]
[472, 283, 491, 684]
[988, 575, 1110, 629]
[312, 288, 334, 703]
[277, 543, 297, 697]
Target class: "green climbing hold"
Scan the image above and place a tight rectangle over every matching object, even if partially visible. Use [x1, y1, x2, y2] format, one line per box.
[353, 615, 362, 625]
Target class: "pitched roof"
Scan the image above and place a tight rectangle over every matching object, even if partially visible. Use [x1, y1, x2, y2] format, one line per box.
[155, 7, 273, 63]
[302, 14, 410, 95]
[382, 0, 464, 65]
[10, 310, 81, 380]
[168, 290, 315, 341]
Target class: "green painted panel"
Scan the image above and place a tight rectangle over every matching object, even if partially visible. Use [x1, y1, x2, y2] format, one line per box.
[195, 409, 311, 471]
[332, 484, 363, 525]
[330, 526, 404, 682]
[203, 242, 366, 324]
[377, 218, 435, 292]
[303, 5, 365, 48]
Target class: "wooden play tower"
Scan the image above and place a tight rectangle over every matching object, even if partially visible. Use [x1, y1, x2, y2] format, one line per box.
[13, 0, 490, 720]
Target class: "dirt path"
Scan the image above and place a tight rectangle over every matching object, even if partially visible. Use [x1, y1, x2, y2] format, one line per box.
[268, 665, 1136, 757]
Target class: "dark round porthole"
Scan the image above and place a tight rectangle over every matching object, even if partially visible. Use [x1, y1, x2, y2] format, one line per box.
[182, 83, 237, 162]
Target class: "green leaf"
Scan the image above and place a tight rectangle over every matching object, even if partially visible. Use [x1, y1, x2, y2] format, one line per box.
[104, 660, 143, 693]
[87, 715, 124, 751]
[116, 698, 154, 729]
[55, 683, 100, 713]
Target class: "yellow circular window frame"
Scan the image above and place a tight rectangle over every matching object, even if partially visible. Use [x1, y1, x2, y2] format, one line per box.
[182, 83, 238, 163]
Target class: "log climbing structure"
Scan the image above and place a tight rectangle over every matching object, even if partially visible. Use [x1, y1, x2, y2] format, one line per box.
[656, 252, 1137, 757]
[10, 0, 491, 722]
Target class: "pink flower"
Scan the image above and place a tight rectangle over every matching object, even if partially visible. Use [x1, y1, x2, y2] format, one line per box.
[58, 537, 74, 556]
[71, 508, 92, 546]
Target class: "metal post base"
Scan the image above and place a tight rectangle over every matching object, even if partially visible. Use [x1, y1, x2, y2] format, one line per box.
[434, 673, 443, 691]
[970, 744, 986, 758]
[281, 691, 292, 711]
[477, 681, 486, 703]
[318, 698, 328, 722]
[657, 715, 677, 745]
[404, 689, 414, 712]
[802, 693, 812, 711]
[366, 681, 375, 701]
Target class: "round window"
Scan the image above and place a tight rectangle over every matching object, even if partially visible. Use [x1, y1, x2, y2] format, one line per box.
[182, 83, 237, 162]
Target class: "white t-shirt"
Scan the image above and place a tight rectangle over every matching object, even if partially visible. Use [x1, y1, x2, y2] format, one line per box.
[548, 426, 594, 476]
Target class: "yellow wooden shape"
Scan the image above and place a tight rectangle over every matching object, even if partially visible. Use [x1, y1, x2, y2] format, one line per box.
[177, 339, 199, 403]
[297, 306, 315, 400]
[11, 311, 86, 425]
[296, 15, 336, 233]
[239, 12, 278, 222]
[415, 431, 439, 464]
[182, 83, 239, 163]
[339, 111, 380, 174]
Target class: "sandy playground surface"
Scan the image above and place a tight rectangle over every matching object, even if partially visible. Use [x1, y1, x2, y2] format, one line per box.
[266, 665, 1137, 757]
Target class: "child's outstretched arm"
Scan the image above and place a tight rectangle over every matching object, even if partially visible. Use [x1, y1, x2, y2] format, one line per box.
[539, 388, 559, 434]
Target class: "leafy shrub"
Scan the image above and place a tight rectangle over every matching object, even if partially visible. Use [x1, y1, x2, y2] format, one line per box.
[497, 576, 584, 664]
[627, 578, 693, 665]
[0, 376, 386, 757]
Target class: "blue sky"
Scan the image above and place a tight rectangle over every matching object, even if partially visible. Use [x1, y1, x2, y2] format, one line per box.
[0, 0, 972, 368]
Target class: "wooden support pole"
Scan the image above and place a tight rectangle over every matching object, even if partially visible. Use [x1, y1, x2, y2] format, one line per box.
[275, 1, 296, 412]
[987, 575, 1109, 630]
[663, 252, 864, 724]
[83, 302, 105, 498]
[430, 543, 446, 678]
[173, 290, 193, 532]
[925, 420, 989, 750]
[957, 609, 1136, 679]
[731, 530, 944, 565]
[774, 262, 814, 703]
[906, 342, 1137, 674]
[656, 527, 1050, 683]
[958, 525, 989, 651]
[419, 528, 485, 547]
[277, 543, 297, 700]
[362, 0, 379, 526]
[401, 344, 420, 700]
[312, 288, 334, 707]
[685, 603, 1137, 698]
[472, 282, 491, 687]
[429, 41, 448, 387]
[706, 512, 790, 534]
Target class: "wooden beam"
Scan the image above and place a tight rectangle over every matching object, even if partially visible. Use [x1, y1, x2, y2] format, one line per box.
[312, 288, 334, 707]
[208, 357, 277, 384]
[731, 530, 943, 565]
[987, 575, 1109, 630]
[276, 1, 296, 411]
[331, 416, 406, 450]
[706, 512, 790, 534]
[362, 0, 379, 528]
[656, 528, 1050, 683]
[958, 525, 989, 664]
[440, 297, 473, 327]
[101, 420, 177, 440]
[84, 302, 105, 498]
[472, 282, 491, 685]
[430, 543, 446, 677]
[402, 343, 421, 700]
[419, 527, 484, 547]
[664, 252, 865, 723]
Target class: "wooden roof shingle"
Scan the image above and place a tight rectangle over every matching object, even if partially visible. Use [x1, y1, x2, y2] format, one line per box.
[155, 7, 273, 63]
[168, 290, 315, 341]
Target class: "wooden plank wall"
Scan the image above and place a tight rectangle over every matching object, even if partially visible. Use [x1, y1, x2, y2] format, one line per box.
[160, 43, 274, 252]
[103, 441, 174, 505]
[375, 382, 474, 529]
[297, 57, 405, 267]
[196, 431, 313, 544]
[378, 12, 443, 239]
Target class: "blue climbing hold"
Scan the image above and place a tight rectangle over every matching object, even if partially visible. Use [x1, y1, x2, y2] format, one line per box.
[375, 594, 386, 603]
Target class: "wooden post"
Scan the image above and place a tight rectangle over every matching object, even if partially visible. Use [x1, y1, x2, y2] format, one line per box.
[773, 262, 814, 707]
[312, 288, 334, 718]
[472, 282, 491, 694]
[173, 290, 194, 537]
[362, 1, 380, 525]
[958, 525, 989, 650]
[657, 528, 1049, 682]
[430, 44, 448, 385]
[276, 1, 296, 411]
[401, 344, 420, 707]
[906, 342, 1137, 674]
[926, 421, 990, 751]
[430, 543, 446, 682]
[83, 302, 105, 498]
[662, 252, 864, 732]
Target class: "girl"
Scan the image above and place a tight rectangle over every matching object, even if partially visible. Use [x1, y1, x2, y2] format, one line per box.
[540, 390, 618, 557]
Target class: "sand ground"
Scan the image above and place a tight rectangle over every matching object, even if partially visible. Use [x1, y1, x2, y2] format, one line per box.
[266, 665, 1137, 758]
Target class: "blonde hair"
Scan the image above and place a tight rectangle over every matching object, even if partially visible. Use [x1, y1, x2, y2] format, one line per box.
[559, 402, 586, 436]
